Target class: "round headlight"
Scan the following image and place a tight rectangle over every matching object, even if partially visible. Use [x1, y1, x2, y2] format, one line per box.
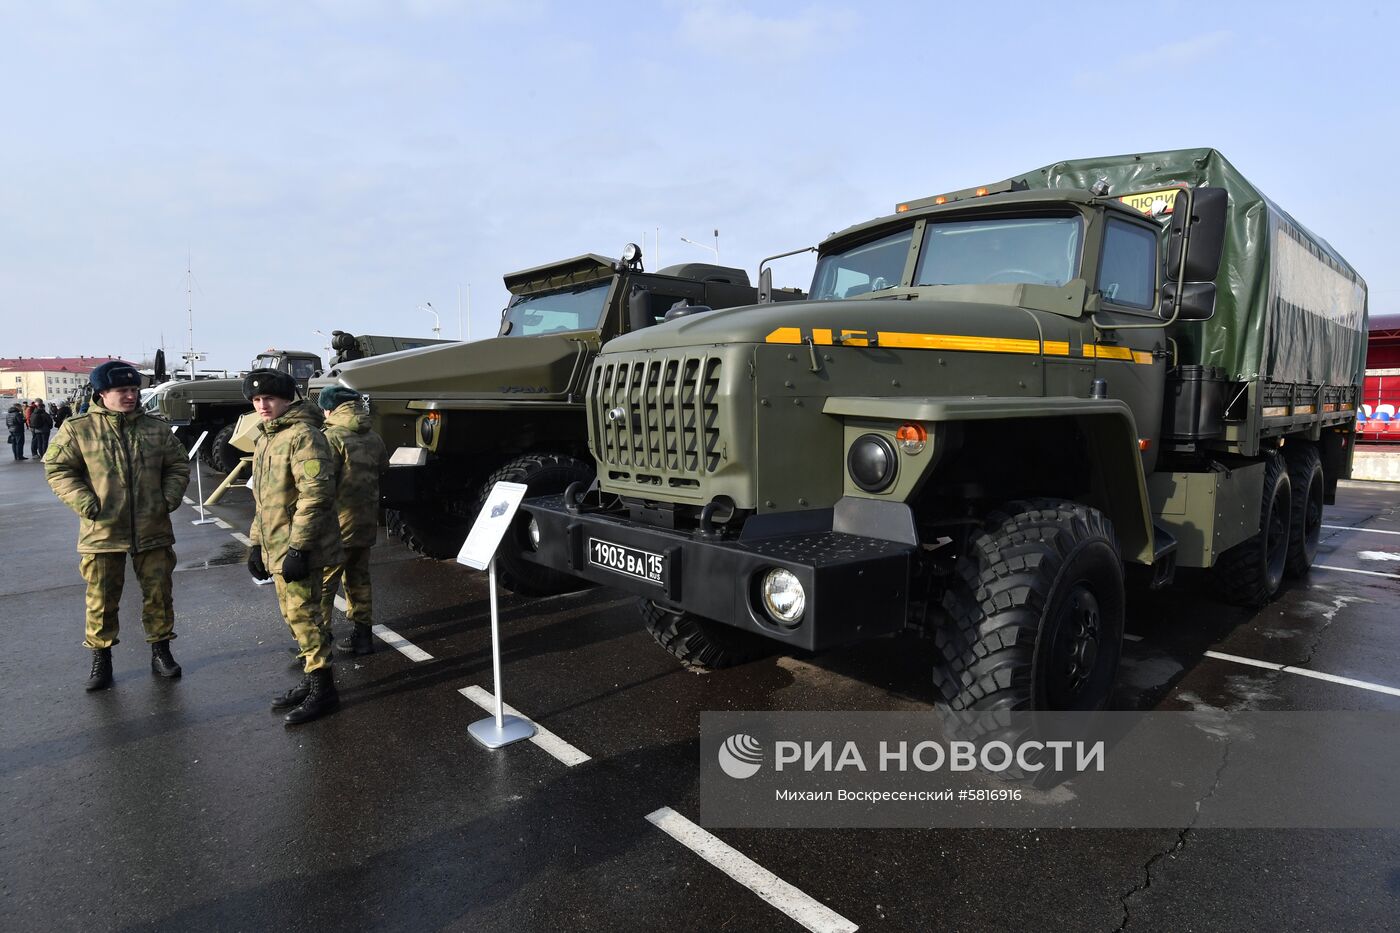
[527, 516, 541, 550]
[761, 568, 806, 625]
[847, 433, 897, 492]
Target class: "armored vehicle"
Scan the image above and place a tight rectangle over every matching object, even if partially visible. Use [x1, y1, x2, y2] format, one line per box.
[518, 149, 1368, 712]
[320, 245, 802, 596]
[144, 335, 447, 473]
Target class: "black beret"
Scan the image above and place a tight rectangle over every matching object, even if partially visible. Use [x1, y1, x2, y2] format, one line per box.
[242, 368, 298, 402]
[90, 361, 142, 392]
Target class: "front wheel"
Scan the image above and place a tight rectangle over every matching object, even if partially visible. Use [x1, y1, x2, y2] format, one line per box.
[473, 453, 595, 597]
[933, 499, 1125, 712]
[640, 600, 773, 670]
[208, 423, 241, 475]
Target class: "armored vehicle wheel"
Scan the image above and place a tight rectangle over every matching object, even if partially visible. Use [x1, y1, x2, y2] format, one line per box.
[473, 454, 596, 597]
[1213, 452, 1291, 606]
[208, 423, 241, 475]
[640, 600, 773, 670]
[387, 507, 473, 560]
[1283, 444, 1324, 578]
[933, 499, 1125, 712]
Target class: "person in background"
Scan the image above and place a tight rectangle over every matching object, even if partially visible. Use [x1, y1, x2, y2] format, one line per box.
[6, 404, 26, 461]
[44, 362, 190, 690]
[28, 399, 53, 458]
[316, 386, 390, 656]
[243, 369, 344, 726]
[56, 401, 72, 427]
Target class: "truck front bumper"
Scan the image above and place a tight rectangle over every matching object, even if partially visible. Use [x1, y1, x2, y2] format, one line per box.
[518, 495, 916, 652]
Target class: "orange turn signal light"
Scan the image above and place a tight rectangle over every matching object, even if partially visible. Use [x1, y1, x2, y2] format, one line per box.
[934, 195, 948, 205]
[1138, 437, 1151, 451]
[975, 186, 989, 196]
[895, 203, 910, 213]
[896, 422, 928, 454]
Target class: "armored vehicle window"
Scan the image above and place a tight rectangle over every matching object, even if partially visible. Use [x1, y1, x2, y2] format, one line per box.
[915, 216, 1081, 287]
[502, 280, 610, 336]
[286, 359, 318, 380]
[810, 228, 914, 300]
[1098, 217, 1158, 310]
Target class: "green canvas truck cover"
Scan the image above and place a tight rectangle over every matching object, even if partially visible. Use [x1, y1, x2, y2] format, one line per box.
[1006, 148, 1368, 390]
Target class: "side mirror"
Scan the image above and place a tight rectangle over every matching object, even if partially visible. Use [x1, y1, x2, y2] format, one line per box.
[1162, 281, 1216, 322]
[1166, 187, 1227, 282]
[628, 287, 653, 331]
[758, 267, 773, 304]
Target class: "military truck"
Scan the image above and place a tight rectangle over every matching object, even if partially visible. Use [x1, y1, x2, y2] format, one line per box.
[517, 149, 1368, 712]
[319, 245, 802, 596]
[144, 335, 447, 473]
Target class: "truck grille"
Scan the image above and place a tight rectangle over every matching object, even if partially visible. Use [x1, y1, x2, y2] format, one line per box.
[592, 354, 723, 479]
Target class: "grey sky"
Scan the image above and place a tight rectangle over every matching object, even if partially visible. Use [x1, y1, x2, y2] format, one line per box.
[1, 0, 1395, 370]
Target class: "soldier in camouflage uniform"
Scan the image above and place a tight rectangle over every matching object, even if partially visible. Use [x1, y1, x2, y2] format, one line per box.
[44, 361, 190, 690]
[316, 386, 390, 656]
[243, 369, 345, 725]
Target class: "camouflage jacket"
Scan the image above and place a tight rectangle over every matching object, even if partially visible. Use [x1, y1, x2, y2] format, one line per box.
[249, 401, 344, 569]
[44, 399, 191, 554]
[323, 402, 390, 549]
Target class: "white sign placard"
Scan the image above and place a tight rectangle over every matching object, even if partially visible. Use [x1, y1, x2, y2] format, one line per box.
[457, 481, 528, 570]
[186, 430, 209, 461]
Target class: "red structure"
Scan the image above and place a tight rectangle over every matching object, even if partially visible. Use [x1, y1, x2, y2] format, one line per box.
[1359, 313, 1400, 443]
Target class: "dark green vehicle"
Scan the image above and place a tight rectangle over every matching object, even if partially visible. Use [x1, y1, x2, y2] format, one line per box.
[144, 335, 447, 473]
[320, 245, 802, 596]
[518, 149, 1368, 712]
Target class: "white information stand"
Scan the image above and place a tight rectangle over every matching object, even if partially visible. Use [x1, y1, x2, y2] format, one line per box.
[458, 481, 536, 749]
[186, 431, 217, 525]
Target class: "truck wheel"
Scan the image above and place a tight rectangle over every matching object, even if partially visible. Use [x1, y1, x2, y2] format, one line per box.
[933, 499, 1125, 712]
[1213, 452, 1291, 606]
[387, 507, 473, 560]
[208, 423, 240, 474]
[472, 454, 596, 597]
[640, 600, 772, 670]
[1284, 444, 1324, 577]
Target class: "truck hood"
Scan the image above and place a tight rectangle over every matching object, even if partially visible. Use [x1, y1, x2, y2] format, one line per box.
[604, 289, 1073, 353]
[324, 333, 593, 402]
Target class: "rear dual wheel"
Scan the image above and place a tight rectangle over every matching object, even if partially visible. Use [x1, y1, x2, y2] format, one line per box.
[1284, 444, 1324, 578]
[1213, 452, 1292, 607]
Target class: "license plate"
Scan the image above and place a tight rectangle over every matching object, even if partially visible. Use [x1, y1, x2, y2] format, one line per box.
[588, 538, 666, 585]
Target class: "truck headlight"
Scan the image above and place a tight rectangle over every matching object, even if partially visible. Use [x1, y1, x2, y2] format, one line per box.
[761, 568, 805, 625]
[848, 433, 897, 492]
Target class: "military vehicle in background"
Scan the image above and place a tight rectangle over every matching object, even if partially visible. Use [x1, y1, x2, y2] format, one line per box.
[518, 148, 1368, 712]
[144, 334, 448, 473]
[320, 245, 803, 596]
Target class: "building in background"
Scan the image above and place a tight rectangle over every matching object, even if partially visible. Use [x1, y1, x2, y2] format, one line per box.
[0, 357, 123, 403]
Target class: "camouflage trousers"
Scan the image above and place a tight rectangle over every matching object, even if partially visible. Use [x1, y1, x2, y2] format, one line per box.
[273, 572, 331, 673]
[321, 546, 373, 627]
[79, 547, 176, 649]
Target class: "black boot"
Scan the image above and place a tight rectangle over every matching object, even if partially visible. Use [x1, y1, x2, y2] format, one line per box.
[284, 667, 339, 725]
[86, 648, 113, 691]
[339, 623, 374, 656]
[151, 640, 182, 678]
[271, 675, 312, 711]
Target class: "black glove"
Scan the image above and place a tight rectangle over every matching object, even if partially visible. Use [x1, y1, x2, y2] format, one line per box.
[247, 545, 271, 581]
[281, 547, 309, 582]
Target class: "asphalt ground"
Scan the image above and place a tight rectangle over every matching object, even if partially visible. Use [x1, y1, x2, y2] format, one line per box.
[2, 458, 1399, 932]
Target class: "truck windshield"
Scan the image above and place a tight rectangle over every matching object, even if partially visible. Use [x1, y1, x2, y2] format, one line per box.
[254, 355, 280, 369]
[501, 280, 611, 336]
[810, 228, 914, 300]
[915, 216, 1082, 287]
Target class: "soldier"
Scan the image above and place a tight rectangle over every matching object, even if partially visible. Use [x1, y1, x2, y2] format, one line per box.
[243, 369, 345, 725]
[44, 361, 190, 690]
[316, 385, 390, 656]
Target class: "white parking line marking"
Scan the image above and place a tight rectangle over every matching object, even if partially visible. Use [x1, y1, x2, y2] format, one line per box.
[1358, 551, 1400, 562]
[231, 532, 253, 546]
[1124, 633, 1144, 642]
[333, 594, 348, 612]
[372, 623, 433, 662]
[1205, 650, 1400, 698]
[646, 807, 859, 933]
[182, 496, 194, 505]
[1315, 564, 1400, 580]
[459, 685, 592, 767]
[213, 518, 232, 529]
[1323, 524, 1400, 536]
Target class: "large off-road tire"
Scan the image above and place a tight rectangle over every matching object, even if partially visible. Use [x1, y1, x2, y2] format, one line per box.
[208, 423, 241, 475]
[1283, 443, 1324, 578]
[640, 600, 773, 670]
[1213, 452, 1291, 607]
[472, 453, 595, 597]
[386, 506, 474, 560]
[933, 499, 1125, 712]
